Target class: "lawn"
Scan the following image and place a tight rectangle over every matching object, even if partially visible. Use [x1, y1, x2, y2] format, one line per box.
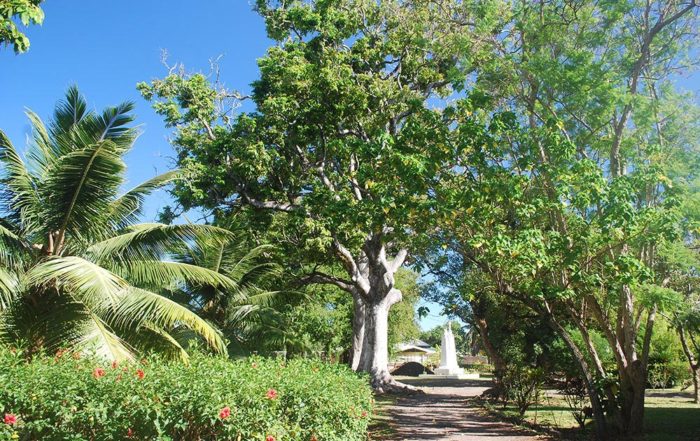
[507, 388, 700, 440]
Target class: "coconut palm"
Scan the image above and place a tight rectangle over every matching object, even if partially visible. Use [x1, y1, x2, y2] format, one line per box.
[0, 87, 239, 360]
[169, 219, 291, 355]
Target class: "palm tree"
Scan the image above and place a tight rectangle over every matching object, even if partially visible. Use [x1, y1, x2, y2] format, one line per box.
[170, 218, 291, 355]
[0, 87, 239, 360]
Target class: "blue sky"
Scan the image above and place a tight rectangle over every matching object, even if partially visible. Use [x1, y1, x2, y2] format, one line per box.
[1, 1, 697, 333]
[0, 0, 450, 332]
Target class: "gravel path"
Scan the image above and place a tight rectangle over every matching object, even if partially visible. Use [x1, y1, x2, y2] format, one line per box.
[378, 377, 544, 441]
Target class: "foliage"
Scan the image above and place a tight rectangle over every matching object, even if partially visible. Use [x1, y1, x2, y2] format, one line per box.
[0, 88, 242, 360]
[0, 348, 373, 441]
[0, 0, 43, 53]
[559, 377, 590, 429]
[501, 365, 545, 417]
[387, 269, 422, 353]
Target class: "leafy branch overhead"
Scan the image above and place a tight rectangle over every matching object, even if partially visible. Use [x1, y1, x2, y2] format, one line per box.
[0, 0, 44, 53]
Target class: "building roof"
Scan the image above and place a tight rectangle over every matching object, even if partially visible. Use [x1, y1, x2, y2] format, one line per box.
[395, 340, 436, 354]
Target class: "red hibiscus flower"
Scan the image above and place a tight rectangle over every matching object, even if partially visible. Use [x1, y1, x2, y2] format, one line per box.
[361, 410, 368, 418]
[219, 406, 231, 419]
[126, 428, 134, 438]
[3, 413, 17, 425]
[111, 360, 118, 369]
[135, 369, 145, 380]
[93, 368, 106, 379]
[266, 436, 276, 441]
[266, 388, 278, 400]
[310, 435, 318, 441]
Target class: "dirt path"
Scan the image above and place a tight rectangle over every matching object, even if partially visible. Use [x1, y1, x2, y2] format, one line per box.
[374, 377, 544, 441]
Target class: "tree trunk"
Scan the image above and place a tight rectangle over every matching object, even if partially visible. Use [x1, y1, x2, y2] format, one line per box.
[350, 295, 365, 371]
[547, 313, 610, 440]
[677, 326, 699, 404]
[474, 317, 506, 378]
[357, 289, 416, 393]
[619, 362, 646, 435]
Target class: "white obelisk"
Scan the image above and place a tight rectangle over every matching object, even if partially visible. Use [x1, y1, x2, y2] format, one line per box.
[434, 321, 466, 377]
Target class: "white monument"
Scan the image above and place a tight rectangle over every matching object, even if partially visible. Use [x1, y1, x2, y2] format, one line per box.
[423, 322, 479, 379]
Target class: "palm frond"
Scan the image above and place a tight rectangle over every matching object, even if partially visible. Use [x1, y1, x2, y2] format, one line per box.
[40, 140, 125, 241]
[24, 109, 55, 177]
[111, 260, 242, 295]
[0, 130, 41, 233]
[112, 287, 226, 355]
[88, 223, 232, 263]
[26, 256, 127, 311]
[0, 266, 19, 310]
[49, 86, 90, 153]
[107, 170, 180, 228]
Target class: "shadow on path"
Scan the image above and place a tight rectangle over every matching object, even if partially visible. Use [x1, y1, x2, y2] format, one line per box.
[377, 377, 544, 441]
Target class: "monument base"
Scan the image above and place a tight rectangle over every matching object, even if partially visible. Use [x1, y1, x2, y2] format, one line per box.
[434, 367, 464, 376]
[420, 368, 480, 380]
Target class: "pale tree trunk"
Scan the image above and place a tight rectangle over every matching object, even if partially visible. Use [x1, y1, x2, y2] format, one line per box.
[357, 288, 408, 392]
[325, 234, 417, 393]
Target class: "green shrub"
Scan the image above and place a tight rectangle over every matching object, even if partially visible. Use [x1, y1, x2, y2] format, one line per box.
[0, 349, 373, 441]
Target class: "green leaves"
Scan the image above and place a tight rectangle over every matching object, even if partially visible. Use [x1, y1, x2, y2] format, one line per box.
[0, 0, 44, 53]
[0, 350, 373, 440]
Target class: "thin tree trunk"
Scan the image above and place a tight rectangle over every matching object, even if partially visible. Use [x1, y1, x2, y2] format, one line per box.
[547, 313, 609, 440]
[678, 326, 700, 404]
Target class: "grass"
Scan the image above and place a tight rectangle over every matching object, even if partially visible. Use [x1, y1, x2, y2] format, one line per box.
[493, 387, 700, 440]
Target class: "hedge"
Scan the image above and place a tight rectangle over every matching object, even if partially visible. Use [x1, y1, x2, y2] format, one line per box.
[0, 349, 373, 441]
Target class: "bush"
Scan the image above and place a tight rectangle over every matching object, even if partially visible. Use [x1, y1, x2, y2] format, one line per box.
[501, 365, 544, 416]
[0, 349, 373, 441]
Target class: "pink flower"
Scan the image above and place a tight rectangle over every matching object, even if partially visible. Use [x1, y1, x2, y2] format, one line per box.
[93, 368, 106, 379]
[219, 406, 231, 419]
[3, 413, 17, 425]
[251, 362, 258, 368]
[266, 388, 278, 400]
[135, 369, 145, 380]
[266, 436, 276, 441]
[126, 428, 134, 438]
[111, 360, 118, 369]
[361, 410, 368, 418]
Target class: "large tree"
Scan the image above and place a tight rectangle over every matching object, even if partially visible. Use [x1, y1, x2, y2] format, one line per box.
[140, 0, 491, 391]
[0, 87, 243, 360]
[435, 0, 699, 437]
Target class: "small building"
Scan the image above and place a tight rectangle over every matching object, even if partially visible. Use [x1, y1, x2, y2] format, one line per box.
[392, 339, 436, 364]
